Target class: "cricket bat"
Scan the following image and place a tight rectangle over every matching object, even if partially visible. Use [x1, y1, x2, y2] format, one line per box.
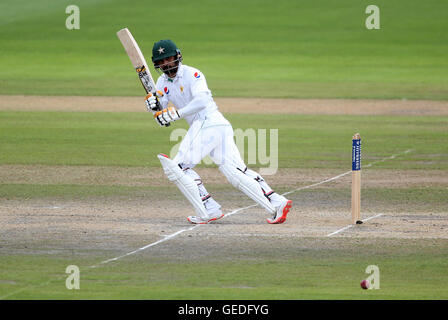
[117, 28, 169, 125]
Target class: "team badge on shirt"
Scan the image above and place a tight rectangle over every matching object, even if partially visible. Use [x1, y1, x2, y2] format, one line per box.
[194, 72, 200, 79]
[164, 87, 169, 94]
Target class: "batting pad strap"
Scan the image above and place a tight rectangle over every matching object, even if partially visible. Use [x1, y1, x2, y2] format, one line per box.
[263, 190, 274, 200]
[219, 164, 276, 214]
[158, 154, 208, 219]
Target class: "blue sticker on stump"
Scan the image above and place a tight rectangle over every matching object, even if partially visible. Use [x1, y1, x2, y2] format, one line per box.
[352, 139, 361, 171]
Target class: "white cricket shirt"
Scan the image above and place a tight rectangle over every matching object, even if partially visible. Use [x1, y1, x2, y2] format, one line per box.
[155, 64, 229, 127]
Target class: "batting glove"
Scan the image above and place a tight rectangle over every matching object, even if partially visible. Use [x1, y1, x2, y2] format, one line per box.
[144, 90, 164, 112]
[154, 107, 180, 127]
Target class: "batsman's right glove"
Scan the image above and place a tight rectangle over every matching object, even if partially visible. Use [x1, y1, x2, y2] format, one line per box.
[154, 107, 180, 127]
[144, 90, 164, 112]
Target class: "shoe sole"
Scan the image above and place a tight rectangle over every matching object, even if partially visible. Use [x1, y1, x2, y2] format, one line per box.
[267, 200, 292, 224]
[187, 213, 224, 225]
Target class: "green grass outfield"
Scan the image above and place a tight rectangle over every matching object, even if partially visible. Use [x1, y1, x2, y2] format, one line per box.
[1, 111, 447, 169]
[1, 0, 447, 99]
[1, 243, 447, 299]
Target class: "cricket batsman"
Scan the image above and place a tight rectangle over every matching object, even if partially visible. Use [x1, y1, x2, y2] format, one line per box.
[144, 39, 292, 224]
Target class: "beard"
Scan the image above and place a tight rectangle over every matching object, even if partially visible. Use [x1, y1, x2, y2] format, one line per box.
[162, 64, 178, 78]
[158, 57, 181, 78]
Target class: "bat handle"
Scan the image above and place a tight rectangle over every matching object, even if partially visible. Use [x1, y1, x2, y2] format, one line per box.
[147, 90, 171, 127]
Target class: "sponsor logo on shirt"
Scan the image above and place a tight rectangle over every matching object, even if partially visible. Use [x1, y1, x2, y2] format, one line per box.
[164, 87, 169, 94]
[194, 72, 200, 79]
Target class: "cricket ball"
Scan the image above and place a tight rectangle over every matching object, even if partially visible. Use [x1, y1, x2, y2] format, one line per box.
[360, 279, 370, 290]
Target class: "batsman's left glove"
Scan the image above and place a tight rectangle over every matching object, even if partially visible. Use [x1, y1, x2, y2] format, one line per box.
[154, 107, 180, 127]
[144, 90, 164, 112]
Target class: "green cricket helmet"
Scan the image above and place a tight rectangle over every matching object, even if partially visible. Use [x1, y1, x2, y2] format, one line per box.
[151, 39, 183, 77]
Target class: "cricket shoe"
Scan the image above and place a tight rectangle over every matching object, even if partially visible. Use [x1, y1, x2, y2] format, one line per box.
[187, 210, 224, 225]
[267, 199, 292, 224]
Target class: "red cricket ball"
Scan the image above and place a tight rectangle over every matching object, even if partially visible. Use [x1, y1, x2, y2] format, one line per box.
[360, 279, 370, 289]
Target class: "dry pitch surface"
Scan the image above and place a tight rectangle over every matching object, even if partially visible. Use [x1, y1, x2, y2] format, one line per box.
[1, 96, 447, 263]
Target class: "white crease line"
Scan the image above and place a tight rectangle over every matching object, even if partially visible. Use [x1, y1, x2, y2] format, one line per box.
[364, 149, 412, 168]
[326, 225, 354, 237]
[90, 204, 257, 268]
[91, 225, 199, 268]
[362, 213, 384, 223]
[91, 149, 412, 266]
[282, 170, 352, 196]
[326, 214, 384, 237]
[0, 149, 411, 299]
[223, 204, 257, 218]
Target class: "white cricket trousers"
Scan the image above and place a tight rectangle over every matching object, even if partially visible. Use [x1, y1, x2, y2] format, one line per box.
[172, 116, 285, 213]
